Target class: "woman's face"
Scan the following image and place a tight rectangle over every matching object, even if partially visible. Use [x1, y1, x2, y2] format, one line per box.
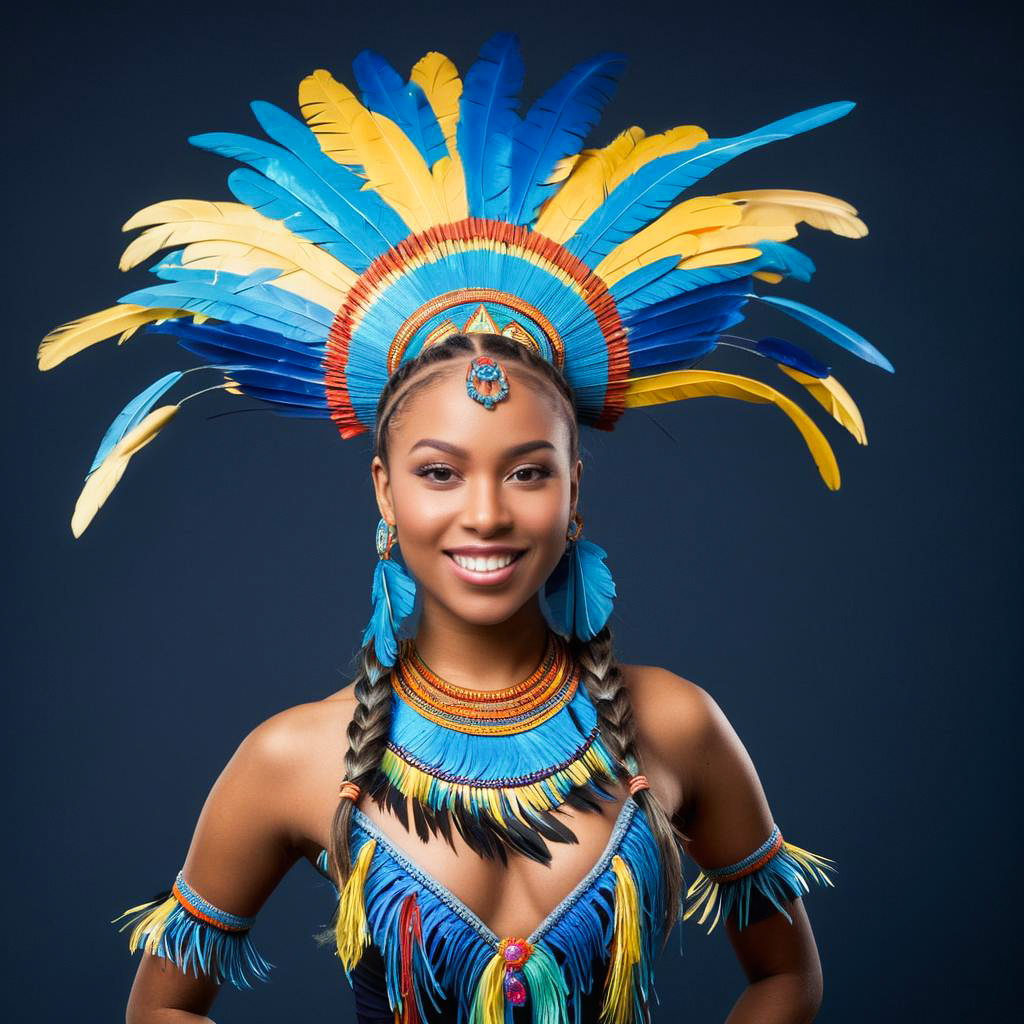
[371, 359, 581, 629]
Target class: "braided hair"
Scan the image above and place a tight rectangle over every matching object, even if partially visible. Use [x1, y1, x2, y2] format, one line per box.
[327, 333, 684, 944]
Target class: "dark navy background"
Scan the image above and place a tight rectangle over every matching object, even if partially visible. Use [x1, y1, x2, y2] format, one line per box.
[5, 1, 1017, 1020]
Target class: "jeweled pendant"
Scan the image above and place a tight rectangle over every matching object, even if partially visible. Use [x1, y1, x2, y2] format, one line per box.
[503, 969, 527, 1006]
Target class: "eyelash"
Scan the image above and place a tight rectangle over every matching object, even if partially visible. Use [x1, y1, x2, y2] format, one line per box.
[415, 463, 552, 484]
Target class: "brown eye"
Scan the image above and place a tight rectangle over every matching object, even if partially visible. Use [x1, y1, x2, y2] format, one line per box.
[510, 466, 551, 483]
[416, 463, 456, 483]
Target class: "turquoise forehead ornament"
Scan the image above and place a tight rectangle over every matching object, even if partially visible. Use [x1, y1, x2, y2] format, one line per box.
[465, 356, 510, 409]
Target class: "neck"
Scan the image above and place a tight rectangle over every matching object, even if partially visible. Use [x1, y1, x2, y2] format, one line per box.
[412, 593, 552, 692]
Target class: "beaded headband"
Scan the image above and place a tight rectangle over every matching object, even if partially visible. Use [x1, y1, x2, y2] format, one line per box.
[37, 33, 891, 537]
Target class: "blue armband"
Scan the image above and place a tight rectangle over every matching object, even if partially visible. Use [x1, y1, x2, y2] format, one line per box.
[684, 824, 836, 932]
[114, 871, 273, 988]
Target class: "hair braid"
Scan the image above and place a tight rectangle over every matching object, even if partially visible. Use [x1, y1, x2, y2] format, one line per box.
[328, 641, 392, 888]
[573, 625, 685, 944]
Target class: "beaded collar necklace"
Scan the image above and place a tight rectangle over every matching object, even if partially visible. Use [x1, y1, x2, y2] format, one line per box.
[373, 631, 619, 864]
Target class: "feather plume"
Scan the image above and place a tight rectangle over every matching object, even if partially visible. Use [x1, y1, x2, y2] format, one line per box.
[120, 199, 356, 292]
[534, 127, 646, 242]
[755, 294, 893, 371]
[721, 189, 867, 238]
[624, 369, 841, 489]
[457, 32, 524, 218]
[88, 371, 183, 474]
[300, 69, 447, 231]
[72, 404, 179, 537]
[353, 50, 447, 168]
[38, 305, 188, 370]
[778, 366, 866, 444]
[567, 102, 856, 265]
[594, 197, 742, 285]
[505, 52, 626, 224]
[410, 52, 463, 160]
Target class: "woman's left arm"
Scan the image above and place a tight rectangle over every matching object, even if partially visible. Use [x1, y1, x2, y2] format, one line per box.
[678, 683, 825, 1023]
[626, 667, 827, 1024]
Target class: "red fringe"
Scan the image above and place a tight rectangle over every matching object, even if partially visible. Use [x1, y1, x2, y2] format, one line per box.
[398, 893, 423, 1024]
[323, 219, 630, 440]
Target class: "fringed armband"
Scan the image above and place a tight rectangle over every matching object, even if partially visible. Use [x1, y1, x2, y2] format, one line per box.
[684, 825, 835, 933]
[113, 872, 273, 988]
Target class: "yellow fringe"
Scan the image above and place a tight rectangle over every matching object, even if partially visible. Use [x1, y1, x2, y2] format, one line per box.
[600, 855, 642, 1024]
[783, 842, 837, 887]
[335, 838, 377, 970]
[112, 894, 179, 956]
[469, 952, 507, 1024]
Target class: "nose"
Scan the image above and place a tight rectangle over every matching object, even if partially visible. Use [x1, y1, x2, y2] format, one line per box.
[461, 476, 513, 536]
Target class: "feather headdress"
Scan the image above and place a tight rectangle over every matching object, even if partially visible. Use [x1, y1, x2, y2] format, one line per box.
[38, 33, 890, 535]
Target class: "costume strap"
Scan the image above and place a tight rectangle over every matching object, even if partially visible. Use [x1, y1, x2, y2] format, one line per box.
[113, 871, 272, 988]
[684, 824, 835, 932]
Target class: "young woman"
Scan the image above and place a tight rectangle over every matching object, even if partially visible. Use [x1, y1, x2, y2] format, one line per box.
[39, 32, 887, 1024]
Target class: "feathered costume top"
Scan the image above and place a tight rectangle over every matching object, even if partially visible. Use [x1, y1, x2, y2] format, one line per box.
[38, 33, 889, 538]
[57, 31, 873, 1024]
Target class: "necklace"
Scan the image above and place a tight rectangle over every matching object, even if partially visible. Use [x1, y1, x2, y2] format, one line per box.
[373, 631, 619, 864]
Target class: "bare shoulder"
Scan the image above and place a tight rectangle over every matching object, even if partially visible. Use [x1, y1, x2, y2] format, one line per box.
[227, 686, 360, 788]
[618, 663, 725, 776]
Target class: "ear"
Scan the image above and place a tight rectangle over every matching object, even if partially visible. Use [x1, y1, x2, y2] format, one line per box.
[569, 457, 583, 521]
[370, 455, 396, 526]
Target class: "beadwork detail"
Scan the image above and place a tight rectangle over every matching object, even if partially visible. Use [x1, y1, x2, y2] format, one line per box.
[392, 631, 578, 735]
[465, 355, 510, 408]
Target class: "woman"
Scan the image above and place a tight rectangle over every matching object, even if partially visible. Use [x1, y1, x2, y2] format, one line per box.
[40, 32, 887, 1024]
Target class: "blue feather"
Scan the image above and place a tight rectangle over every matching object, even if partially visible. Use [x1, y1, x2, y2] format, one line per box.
[543, 539, 616, 641]
[567, 101, 856, 265]
[754, 294, 893, 371]
[87, 371, 183, 476]
[755, 337, 831, 378]
[352, 51, 446, 168]
[193, 125, 404, 270]
[162, 320, 327, 373]
[752, 240, 816, 283]
[457, 32, 524, 218]
[362, 558, 417, 667]
[628, 334, 720, 371]
[505, 52, 626, 225]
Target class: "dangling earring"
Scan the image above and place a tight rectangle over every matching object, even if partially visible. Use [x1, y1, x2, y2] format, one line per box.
[541, 513, 616, 641]
[362, 517, 417, 668]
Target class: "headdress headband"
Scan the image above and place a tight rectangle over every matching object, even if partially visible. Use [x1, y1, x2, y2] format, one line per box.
[37, 33, 891, 536]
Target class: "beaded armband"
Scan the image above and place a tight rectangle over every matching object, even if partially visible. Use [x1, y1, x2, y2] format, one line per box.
[113, 871, 272, 988]
[684, 824, 836, 932]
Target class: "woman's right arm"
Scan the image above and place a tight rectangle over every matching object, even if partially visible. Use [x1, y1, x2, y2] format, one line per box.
[123, 714, 313, 1024]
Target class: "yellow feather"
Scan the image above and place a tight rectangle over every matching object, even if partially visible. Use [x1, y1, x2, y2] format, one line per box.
[410, 52, 462, 161]
[777, 366, 867, 444]
[335, 838, 376, 971]
[534, 127, 646, 242]
[594, 197, 741, 285]
[753, 270, 783, 284]
[433, 153, 469, 222]
[624, 369, 840, 490]
[71, 404, 179, 538]
[546, 152, 581, 185]
[120, 199, 356, 291]
[720, 189, 868, 238]
[601, 856, 643, 1024]
[301, 70, 447, 231]
[177, 241, 347, 310]
[38, 305, 188, 371]
[607, 124, 709, 190]
[299, 69, 366, 167]
[676, 245, 763, 270]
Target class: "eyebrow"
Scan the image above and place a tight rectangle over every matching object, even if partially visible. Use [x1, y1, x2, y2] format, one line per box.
[408, 438, 556, 458]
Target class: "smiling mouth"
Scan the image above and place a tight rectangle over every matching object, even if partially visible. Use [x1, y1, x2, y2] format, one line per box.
[446, 550, 525, 573]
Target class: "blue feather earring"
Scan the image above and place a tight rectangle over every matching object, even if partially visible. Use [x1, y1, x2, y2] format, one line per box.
[362, 518, 417, 667]
[541, 515, 616, 641]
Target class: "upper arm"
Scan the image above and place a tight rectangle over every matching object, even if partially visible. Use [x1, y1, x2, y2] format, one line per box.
[125, 713, 308, 1020]
[626, 667, 824, 991]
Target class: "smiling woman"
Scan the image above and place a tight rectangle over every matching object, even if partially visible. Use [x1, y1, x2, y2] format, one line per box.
[39, 30, 882, 1024]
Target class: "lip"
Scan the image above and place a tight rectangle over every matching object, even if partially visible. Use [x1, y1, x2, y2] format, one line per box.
[444, 549, 526, 586]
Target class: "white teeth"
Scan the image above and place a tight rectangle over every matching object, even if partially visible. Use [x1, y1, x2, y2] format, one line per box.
[452, 552, 517, 572]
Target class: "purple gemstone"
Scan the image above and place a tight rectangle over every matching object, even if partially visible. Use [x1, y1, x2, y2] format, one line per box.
[503, 943, 523, 963]
[504, 971, 527, 1006]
